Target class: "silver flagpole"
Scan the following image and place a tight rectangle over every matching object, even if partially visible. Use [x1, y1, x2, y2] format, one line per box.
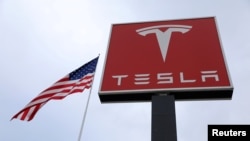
[77, 82, 94, 141]
[77, 55, 99, 141]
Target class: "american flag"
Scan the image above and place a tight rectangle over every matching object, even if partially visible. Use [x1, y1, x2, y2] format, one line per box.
[11, 56, 99, 121]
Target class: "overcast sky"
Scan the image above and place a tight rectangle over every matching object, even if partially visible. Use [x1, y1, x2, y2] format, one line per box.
[1, 0, 250, 141]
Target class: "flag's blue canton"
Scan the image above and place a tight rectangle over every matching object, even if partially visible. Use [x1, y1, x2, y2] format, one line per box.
[69, 57, 99, 80]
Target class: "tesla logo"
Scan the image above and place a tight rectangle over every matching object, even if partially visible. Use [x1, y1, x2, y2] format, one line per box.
[112, 71, 219, 86]
[136, 25, 192, 62]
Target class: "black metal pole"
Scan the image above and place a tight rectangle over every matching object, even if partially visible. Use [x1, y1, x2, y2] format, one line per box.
[152, 94, 177, 141]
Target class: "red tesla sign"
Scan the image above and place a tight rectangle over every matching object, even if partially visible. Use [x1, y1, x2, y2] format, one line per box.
[99, 17, 233, 102]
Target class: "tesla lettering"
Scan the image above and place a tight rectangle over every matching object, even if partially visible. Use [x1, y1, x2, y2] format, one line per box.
[112, 71, 219, 86]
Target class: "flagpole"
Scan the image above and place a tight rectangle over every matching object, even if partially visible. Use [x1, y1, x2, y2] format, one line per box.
[77, 55, 100, 141]
[77, 83, 94, 141]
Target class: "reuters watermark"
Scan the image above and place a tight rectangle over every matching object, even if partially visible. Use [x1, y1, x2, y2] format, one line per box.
[208, 125, 250, 141]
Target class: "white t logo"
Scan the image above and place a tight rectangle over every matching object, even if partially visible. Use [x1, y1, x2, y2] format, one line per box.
[136, 25, 192, 62]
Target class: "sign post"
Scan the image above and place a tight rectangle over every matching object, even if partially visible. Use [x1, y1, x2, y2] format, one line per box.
[152, 95, 177, 141]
